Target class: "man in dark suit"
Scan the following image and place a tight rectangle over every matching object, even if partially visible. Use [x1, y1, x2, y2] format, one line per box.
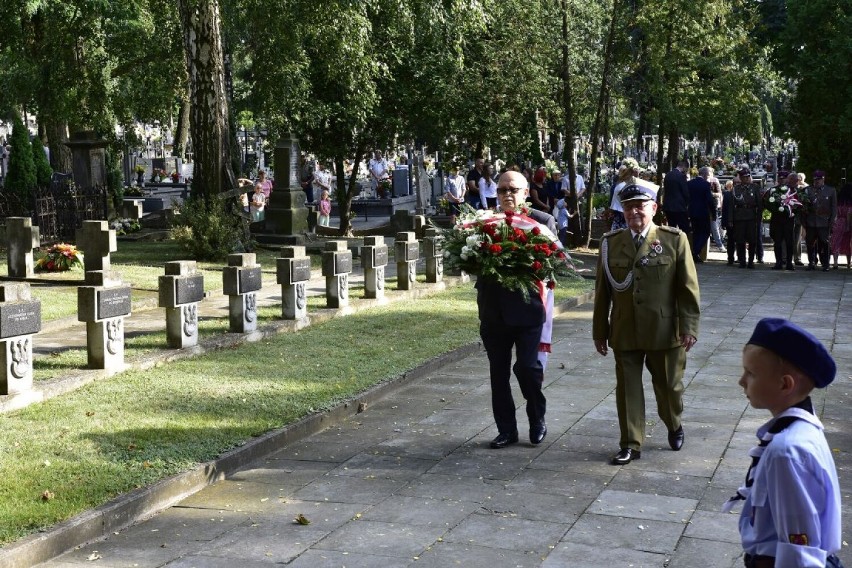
[687, 167, 717, 263]
[593, 184, 701, 465]
[477, 170, 557, 449]
[662, 160, 691, 232]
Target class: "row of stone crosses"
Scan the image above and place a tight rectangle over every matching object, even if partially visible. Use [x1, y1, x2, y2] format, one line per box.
[1, 217, 445, 409]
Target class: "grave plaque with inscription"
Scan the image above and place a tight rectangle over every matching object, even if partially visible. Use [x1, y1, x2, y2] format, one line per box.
[238, 267, 263, 294]
[97, 287, 132, 320]
[175, 275, 205, 306]
[0, 302, 42, 339]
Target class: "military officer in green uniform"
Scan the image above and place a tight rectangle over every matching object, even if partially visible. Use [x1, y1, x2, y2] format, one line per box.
[593, 184, 701, 465]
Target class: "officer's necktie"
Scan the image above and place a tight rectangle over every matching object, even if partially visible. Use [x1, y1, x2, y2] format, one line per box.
[633, 234, 643, 249]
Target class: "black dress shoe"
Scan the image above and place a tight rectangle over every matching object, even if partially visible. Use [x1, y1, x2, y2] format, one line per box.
[786, 265, 795, 271]
[747, 262, 755, 269]
[822, 267, 830, 272]
[530, 423, 547, 445]
[795, 260, 805, 266]
[611, 448, 640, 465]
[490, 431, 519, 449]
[668, 426, 684, 451]
[771, 264, 783, 270]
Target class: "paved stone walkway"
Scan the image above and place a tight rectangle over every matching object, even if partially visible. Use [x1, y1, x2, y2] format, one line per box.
[34, 259, 852, 567]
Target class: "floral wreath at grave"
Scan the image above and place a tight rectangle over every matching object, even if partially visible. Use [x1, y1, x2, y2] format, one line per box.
[442, 204, 580, 302]
[762, 185, 802, 218]
[35, 243, 83, 272]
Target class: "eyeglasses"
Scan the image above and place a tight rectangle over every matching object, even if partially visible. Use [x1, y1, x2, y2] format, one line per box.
[497, 187, 525, 195]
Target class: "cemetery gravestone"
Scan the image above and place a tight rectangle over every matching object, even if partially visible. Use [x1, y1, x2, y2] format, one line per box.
[5, 217, 40, 278]
[423, 227, 444, 283]
[121, 199, 144, 220]
[159, 261, 205, 348]
[77, 271, 132, 371]
[321, 241, 352, 309]
[223, 253, 262, 333]
[360, 236, 388, 300]
[0, 283, 41, 399]
[276, 246, 311, 320]
[76, 220, 117, 272]
[265, 134, 309, 238]
[395, 232, 419, 290]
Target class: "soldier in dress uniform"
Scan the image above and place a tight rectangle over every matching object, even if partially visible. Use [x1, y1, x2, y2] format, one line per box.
[593, 184, 701, 465]
[803, 170, 837, 271]
[726, 167, 763, 268]
[767, 172, 798, 271]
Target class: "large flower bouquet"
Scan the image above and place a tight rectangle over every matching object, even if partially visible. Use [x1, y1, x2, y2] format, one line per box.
[763, 185, 802, 218]
[443, 204, 578, 301]
[35, 243, 83, 272]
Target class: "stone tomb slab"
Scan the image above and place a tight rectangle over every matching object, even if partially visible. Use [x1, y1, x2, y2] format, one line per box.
[0, 301, 42, 339]
[96, 287, 132, 320]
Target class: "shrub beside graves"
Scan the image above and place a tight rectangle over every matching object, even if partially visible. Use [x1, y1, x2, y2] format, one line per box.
[171, 195, 250, 260]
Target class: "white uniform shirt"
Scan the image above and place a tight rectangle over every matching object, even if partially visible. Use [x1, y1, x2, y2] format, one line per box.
[739, 414, 842, 565]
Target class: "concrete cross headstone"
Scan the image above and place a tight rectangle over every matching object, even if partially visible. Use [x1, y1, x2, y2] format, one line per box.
[394, 232, 419, 290]
[76, 220, 117, 272]
[276, 246, 311, 320]
[5, 217, 40, 278]
[321, 241, 353, 309]
[121, 199, 144, 220]
[158, 261, 205, 348]
[360, 236, 388, 300]
[222, 253, 262, 333]
[0, 283, 42, 408]
[77, 271, 131, 372]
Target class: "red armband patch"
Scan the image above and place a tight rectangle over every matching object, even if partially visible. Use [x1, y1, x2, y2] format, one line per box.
[788, 533, 809, 546]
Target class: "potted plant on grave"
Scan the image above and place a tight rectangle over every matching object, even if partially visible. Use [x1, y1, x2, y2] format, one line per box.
[133, 164, 145, 186]
[170, 171, 180, 183]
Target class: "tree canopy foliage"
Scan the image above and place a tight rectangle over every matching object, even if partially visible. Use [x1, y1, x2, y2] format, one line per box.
[1, 0, 849, 229]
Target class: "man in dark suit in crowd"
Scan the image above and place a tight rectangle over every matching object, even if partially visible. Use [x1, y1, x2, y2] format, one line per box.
[662, 160, 691, 232]
[687, 167, 717, 263]
[477, 170, 557, 449]
[593, 183, 701, 465]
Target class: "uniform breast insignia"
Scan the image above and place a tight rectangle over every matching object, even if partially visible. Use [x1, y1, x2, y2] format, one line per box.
[658, 226, 681, 235]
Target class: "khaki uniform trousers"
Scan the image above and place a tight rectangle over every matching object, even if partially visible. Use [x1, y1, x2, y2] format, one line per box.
[613, 346, 686, 450]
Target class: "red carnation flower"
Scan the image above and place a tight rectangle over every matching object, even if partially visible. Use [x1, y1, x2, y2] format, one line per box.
[550, 242, 559, 251]
[532, 226, 541, 236]
[489, 244, 502, 254]
[557, 251, 566, 259]
[532, 260, 543, 271]
[547, 280, 556, 289]
[505, 215, 513, 226]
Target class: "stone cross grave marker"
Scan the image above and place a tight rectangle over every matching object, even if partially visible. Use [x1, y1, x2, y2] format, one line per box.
[159, 261, 205, 348]
[222, 253, 262, 333]
[276, 246, 311, 320]
[321, 241, 353, 309]
[5, 217, 40, 278]
[423, 227, 444, 284]
[76, 220, 117, 272]
[360, 236, 388, 300]
[395, 232, 419, 290]
[121, 199, 144, 220]
[77, 271, 132, 371]
[0, 283, 42, 406]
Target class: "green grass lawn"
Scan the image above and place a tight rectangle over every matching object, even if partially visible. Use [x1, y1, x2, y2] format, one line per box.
[0, 277, 593, 546]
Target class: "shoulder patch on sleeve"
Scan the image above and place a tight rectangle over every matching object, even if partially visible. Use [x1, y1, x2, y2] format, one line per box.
[788, 534, 809, 546]
[602, 228, 626, 238]
[658, 225, 681, 234]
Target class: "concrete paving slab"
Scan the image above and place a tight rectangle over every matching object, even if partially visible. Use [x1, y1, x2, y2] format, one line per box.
[684, 510, 742, 544]
[560, 512, 684, 554]
[541, 542, 667, 568]
[441, 512, 569, 554]
[413, 541, 545, 567]
[589, 489, 697, 523]
[357, 495, 477, 528]
[284, 549, 413, 568]
[667, 536, 743, 568]
[398, 472, 503, 504]
[308, 519, 443, 559]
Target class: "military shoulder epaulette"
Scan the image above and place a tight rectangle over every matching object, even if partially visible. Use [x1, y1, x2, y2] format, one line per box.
[602, 228, 626, 238]
[658, 225, 681, 234]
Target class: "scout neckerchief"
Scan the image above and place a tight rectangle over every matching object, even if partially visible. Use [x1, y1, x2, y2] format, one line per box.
[721, 397, 821, 513]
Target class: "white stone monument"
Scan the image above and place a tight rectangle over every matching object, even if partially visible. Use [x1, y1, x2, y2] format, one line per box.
[395, 232, 419, 290]
[77, 271, 131, 371]
[76, 220, 117, 272]
[159, 261, 204, 348]
[321, 241, 352, 309]
[0, 283, 41, 406]
[360, 236, 388, 300]
[276, 246, 311, 320]
[222, 253, 262, 333]
[5, 217, 40, 278]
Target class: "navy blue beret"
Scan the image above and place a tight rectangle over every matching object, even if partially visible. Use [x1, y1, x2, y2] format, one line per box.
[747, 318, 836, 388]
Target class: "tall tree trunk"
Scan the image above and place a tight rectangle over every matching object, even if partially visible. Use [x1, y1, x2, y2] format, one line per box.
[655, 118, 666, 184]
[584, 0, 621, 247]
[44, 119, 73, 174]
[335, 143, 367, 237]
[178, 0, 236, 200]
[173, 84, 191, 159]
[561, 0, 578, 214]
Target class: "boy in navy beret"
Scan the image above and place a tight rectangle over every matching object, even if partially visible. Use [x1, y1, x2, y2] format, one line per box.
[727, 318, 843, 567]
